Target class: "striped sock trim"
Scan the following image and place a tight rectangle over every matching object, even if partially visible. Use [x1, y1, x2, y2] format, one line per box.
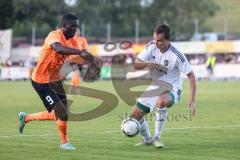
[167, 91, 176, 105]
[136, 101, 150, 113]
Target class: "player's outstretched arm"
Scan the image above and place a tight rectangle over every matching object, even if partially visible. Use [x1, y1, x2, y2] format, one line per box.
[134, 58, 158, 70]
[187, 71, 196, 116]
[134, 58, 148, 70]
[51, 42, 82, 55]
[134, 58, 165, 74]
[51, 42, 94, 62]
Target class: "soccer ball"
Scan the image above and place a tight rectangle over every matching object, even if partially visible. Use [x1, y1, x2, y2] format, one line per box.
[121, 118, 140, 137]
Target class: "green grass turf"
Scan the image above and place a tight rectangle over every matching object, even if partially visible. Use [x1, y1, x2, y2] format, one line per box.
[0, 80, 239, 160]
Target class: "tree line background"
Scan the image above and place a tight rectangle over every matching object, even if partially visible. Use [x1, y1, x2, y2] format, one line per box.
[0, 0, 219, 41]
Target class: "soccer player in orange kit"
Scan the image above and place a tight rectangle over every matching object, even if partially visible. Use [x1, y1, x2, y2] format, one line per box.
[69, 64, 81, 95]
[18, 14, 94, 150]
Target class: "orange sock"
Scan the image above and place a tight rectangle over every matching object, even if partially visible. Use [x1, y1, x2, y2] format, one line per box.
[57, 120, 69, 144]
[25, 111, 56, 123]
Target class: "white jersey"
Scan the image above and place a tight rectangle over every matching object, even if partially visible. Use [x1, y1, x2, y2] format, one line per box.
[137, 41, 192, 91]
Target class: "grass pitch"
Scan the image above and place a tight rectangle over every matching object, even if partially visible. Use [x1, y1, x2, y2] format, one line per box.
[0, 80, 239, 160]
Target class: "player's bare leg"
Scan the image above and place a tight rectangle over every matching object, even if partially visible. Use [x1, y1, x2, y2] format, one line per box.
[18, 110, 56, 134]
[68, 86, 74, 96]
[153, 92, 173, 148]
[130, 106, 152, 146]
[76, 87, 81, 95]
[19, 100, 76, 150]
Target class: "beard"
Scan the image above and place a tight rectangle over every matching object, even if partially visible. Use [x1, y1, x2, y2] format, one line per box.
[66, 31, 76, 38]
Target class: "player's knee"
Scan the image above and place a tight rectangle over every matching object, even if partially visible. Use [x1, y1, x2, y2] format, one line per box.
[54, 103, 68, 121]
[130, 112, 141, 122]
[57, 112, 68, 121]
[130, 107, 145, 121]
[156, 97, 167, 108]
[61, 99, 68, 108]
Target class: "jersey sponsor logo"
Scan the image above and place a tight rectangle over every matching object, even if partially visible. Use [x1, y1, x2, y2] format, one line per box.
[154, 63, 168, 75]
[164, 60, 169, 66]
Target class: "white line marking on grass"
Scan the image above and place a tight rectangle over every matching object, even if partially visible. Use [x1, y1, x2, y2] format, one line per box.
[83, 124, 240, 134]
[165, 124, 240, 130]
[0, 133, 56, 138]
[0, 124, 239, 139]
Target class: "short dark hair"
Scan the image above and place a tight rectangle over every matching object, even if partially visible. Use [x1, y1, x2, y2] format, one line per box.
[61, 13, 78, 27]
[154, 24, 171, 40]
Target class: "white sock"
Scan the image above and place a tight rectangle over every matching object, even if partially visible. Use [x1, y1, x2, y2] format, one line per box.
[154, 107, 168, 139]
[139, 118, 152, 141]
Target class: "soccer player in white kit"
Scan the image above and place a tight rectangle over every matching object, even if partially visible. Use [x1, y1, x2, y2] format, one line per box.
[130, 24, 196, 148]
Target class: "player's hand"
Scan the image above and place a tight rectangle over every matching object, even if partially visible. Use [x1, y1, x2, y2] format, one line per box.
[148, 62, 167, 74]
[81, 50, 94, 63]
[188, 99, 196, 116]
[83, 57, 103, 82]
[90, 57, 103, 74]
[94, 57, 103, 67]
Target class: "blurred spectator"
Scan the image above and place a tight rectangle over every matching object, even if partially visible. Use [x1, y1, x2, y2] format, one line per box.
[19, 59, 24, 67]
[24, 58, 34, 68]
[224, 53, 236, 64]
[24, 58, 35, 77]
[114, 54, 126, 64]
[126, 54, 134, 64]
[0, 58, 3, 78]
[237, 54, 240, 63]
[5, 58, 12, 67]
[205, 54, 216, 79]
[190, 55, 200, 65]
[69, 64, 81, 96]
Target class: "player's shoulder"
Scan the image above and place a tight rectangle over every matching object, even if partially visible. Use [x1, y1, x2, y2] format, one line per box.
[145, 40, 155, 49]
[79, 36, 87, 41]
[169, 44, 186, 63]
[73, 35, 86, 42]
[46, 29, 62, 38]
[44, 29, 63, 46]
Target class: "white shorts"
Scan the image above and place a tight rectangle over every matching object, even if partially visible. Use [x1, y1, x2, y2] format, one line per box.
[137, 85, 182, 113]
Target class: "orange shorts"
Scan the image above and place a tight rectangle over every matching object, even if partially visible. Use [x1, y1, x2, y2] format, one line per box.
[71, 79, 80, 87]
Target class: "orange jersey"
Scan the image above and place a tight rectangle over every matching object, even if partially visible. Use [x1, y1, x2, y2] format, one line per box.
[68, 35, 88, 65]
[31, 29, 81, 83]
[76, 35, 88, 50]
